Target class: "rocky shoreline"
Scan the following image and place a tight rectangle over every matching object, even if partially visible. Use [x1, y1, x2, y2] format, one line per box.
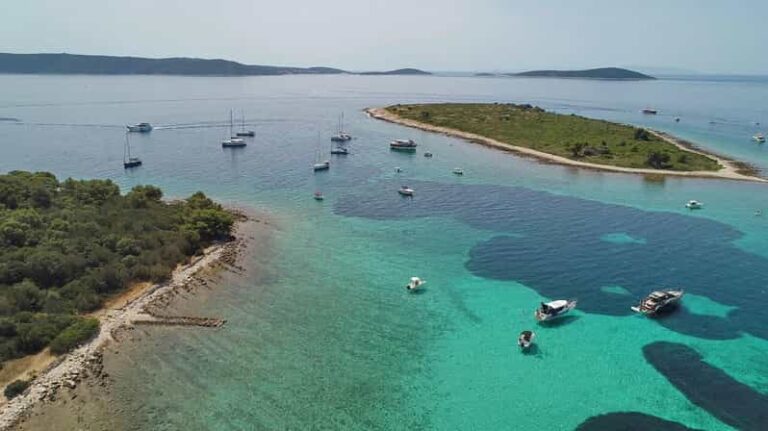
[0, 212, 254, 431]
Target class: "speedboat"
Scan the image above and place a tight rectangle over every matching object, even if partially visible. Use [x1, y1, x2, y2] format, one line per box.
[406, 277, 425, 291]
[642, 108, 658, 115]
[424, 152, 433, 158]
[390, 139, 417, 151]
[452, 168, 464, 176]
[398, 186, 414, 196]
[123, 157, 142, 169]
[518, 331, 535, 350]
[685, 200, 703, 210]
[535, 299, 577, 321]
[631, 289, 684, 315]
[330, 146, 349, 155]
[127, 122, 152, 133]
[222, 137, 246, 147]
[313, 161, 330, 171]
[313, 192, 324, 201]
[753, 134, 766, 143]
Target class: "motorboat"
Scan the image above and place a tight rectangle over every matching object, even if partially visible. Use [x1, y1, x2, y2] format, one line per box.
[394, 167, 403, 173]
[406, 277, 425, 291]
[753, 133, 766, 143]
[313, 160, 330, 171]
[453, 168, 464, 176]
[685, 200, 703, 210]
[631, 289, 684, 315]
[390, 139, 417, 151]
[518, 331, 535, 350]
[535, 299, 577, 321]
[675, 117, 681, 122]
[398, 186, 414, 196]
[642, 108, 658, 115]
[313, 192, 324, 201]
[424, 152, 433, 158]
[330, 146, 349, 155]
[126, 122, 152, 133]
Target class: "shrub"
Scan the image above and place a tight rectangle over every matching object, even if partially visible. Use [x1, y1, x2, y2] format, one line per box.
[4, 379, 29, 399]
[49, 318, 99, 355]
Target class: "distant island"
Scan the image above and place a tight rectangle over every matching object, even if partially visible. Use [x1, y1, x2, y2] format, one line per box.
[0, 53, 429, 77]
[474, 72, 496, 77]
[359, 68, 431, 76]
[366, 103, 763, 182]
[511, 67, 655, 80]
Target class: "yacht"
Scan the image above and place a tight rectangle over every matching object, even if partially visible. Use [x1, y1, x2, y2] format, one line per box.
[313, 160, 330, 171]
[313, 192, 324, 201]
[535, 299, 577, 321]
[642, 108, 658, 115]
[126, 122, 152, 133]
[753, 133, 766, 143]
[631, 290, 684, 315]
[685, 200, 703, 210]
[390, 139, 417, 151]
[235, 111, 255, 137]
[424, 152, 433, 158]
[518, 331, 535, 350]
[398, 186, 414, 196]
[123, 133, 142, 169]
[222, 110, 246, 147]
[406, 277, 425, 291]
[331, 113, 352, 142]
[330, 146, 349, 155]
[453, 168, 464, 176]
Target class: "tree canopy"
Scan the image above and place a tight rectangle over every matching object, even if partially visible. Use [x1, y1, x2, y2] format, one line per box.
[0, 171, 234, 363]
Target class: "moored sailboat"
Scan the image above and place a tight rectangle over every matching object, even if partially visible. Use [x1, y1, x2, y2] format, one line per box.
[123, 133, 142, 169]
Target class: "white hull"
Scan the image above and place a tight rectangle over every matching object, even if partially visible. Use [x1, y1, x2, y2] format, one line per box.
[535, 300, 577, 321]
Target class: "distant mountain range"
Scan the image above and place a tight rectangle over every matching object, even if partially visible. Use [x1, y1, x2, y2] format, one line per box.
[511, 67, 656, 80]
[0, 53, 431, 77]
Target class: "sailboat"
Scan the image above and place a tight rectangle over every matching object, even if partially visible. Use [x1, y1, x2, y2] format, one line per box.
[123, 133, 142, 169]
[331, 112, 352, 142]
[313, 133, 330, 171]
[222, 109, 246, 147]
[236, 111, 255, 137]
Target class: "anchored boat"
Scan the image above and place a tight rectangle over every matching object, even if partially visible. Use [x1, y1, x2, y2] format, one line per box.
[331, 112, 352, 142]
[390, 139, 417, 151]
[222, 110, 246, 147]
[753, 133, 766, 143]
[406, 277, 425, 291]
[685, 200, 703, 210]
[642, 108, 658, 115]
[123, 133, 142, 169]
[398, 186, 414, 196]
[631, 290, 684, 315]
[518, 331, 536, 350]
[535, 299, 577, 321]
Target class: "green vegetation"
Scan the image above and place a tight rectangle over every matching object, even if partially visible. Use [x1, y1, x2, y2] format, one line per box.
[0, 171, 234, 363]
[386, 103, 720, 172]
[4, 379, 29, 399]
[49, 318, 99, 354]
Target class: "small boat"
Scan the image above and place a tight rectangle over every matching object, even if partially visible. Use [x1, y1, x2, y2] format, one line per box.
[395, 167, 403, 173]
[331, 113, 352, 142]
[390, 139, 417, 151]
[452, 168, 464, 176]
[123, 133, 142, 169]
[675, 117, 681, 122]
[313, 192, 324, 201]
[535, 299, 577, 321]
[330, 146, 349, 155]
[518, 331, 536, 350]
[222, 110, 247, 147]
[753, 133, 766, 143]
[405, 277, 425, 291]
[398, 186, 414, 196]
[685, 200, 703, 210]
[631, 290, 684, 315]
[235, 112, 255, 137]
[642, 108, 658, 115]
[313, 161, 330, 171]
[126, 122, 152, 133]
[424, 152, 433, 158]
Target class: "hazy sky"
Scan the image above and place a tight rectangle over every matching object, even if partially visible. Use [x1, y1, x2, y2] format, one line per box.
[1, 0, 765, 74]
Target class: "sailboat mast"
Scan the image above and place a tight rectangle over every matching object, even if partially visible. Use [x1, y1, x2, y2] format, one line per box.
[124, 133, 131, 160]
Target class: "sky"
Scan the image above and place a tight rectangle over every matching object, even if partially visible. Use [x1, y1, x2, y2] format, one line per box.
[1, 0, 765, 74]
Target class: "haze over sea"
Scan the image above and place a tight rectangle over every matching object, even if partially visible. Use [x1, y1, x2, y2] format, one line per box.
[2, 73, 768, 430]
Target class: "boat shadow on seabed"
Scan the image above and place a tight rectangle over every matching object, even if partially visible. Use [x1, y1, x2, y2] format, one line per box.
[536, 315, 580, 328]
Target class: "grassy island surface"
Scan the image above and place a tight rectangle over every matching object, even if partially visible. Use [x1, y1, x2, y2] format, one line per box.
[385, 103, 721, 172]
[0, 171, 234, 365]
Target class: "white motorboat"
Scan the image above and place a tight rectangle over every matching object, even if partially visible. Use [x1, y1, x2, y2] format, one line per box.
[313, 161, 330, 171]
[126, 122, 152, 133]
[330, 146, 349, 155]
[424, 152, 433, 158]
[753, 133, 766, 143]
[518, 330, 535, 350]
[406, 277, 425, 291]
[453, 168, 464, 176]
[685, 200, 703, 210]
[313, 192, 324, 201]
[631, 289, 684, 315]
[535, 299, 577, 321]
[390, 139, 417, 151]
[398, 186, 414, 196]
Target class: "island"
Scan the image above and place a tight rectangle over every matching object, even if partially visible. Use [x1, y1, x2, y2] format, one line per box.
[0, 53, 434, 77]
[511, 67, 655, 80]
[358, 68, 432, 76]
[474, 72, 496, 77]
[0, 171, 237, 407]
[367, 103, 763, 181]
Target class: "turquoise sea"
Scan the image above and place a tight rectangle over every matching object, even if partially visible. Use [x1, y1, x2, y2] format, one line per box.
[2, 74, 768, 430]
